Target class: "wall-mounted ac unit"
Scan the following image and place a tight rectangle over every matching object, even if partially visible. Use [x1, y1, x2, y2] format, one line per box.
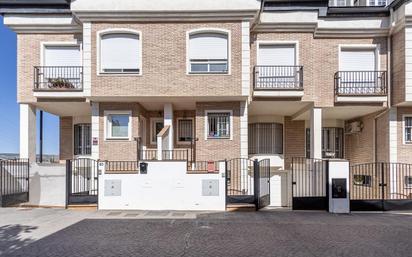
[345, 121, 362, 134]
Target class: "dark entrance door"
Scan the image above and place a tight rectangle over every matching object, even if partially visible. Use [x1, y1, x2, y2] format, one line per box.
[226, 158, 255, 205]
[67, 158, 99, 205]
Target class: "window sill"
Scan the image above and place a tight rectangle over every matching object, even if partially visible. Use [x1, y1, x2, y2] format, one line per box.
[187, 72, 230, 76]
[98, 72, 142, 77]
[105, 137, 132, 141]
[207, 137, 231, 140]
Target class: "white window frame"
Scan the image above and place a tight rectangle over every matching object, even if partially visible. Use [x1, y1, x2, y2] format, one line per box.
[405, 176, 412, 188]
[403, 115, 412, 144]
[204, 110, 233, 140]
[104, 110, 132, 140]
[186, 28, 231, 75]
[256, 40, 299, 66]
[97, 28, 142, 76]
[176, 117, 194, 144]
[338, 44, 380, 71]
[40, 41, 83, 66]
[150, 117, 164, 145]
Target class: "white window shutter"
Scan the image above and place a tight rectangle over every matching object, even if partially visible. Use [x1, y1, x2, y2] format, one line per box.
[101, 33, 140, 70]
[258, 44, 296, 66]
[340, 49, 376, 71]
[44, 46, 81, 66]
[189, 33, 228, 60]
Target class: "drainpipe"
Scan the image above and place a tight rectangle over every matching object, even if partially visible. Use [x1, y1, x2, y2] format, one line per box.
[39, 110, 43, 163]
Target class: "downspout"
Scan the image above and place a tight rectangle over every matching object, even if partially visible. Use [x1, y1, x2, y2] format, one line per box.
[373, 35, 392, 162]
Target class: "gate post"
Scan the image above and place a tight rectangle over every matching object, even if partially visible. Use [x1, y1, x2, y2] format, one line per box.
[254, 159, 260, 211]
[65, 160, 72, 208]
[380, 162, 386, 211]
[224, 159, 228, 207]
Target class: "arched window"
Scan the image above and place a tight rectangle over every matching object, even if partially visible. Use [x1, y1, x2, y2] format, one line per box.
[100, 32, 141, 74]
[188, 31, 229, 74]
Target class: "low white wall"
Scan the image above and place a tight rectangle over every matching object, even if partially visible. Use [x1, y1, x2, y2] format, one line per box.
[98, 161, 226, 211]
[28, 163, 66, 207]
[269, 171, 291, 207]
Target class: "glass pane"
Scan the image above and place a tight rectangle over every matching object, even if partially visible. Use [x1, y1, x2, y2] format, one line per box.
[191, 63, 208, 72]
[178, 119, 193, 142]
[110, 114, 129, 137]
[210, 63, 227, 73]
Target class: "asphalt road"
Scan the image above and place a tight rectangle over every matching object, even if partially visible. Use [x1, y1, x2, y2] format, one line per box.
[1, 209, 412, 257]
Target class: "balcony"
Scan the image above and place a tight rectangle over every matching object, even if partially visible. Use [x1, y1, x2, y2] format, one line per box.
[34, 66, 83, 92]
[334, 71, 387, 102]
[253, 65, 304, 98]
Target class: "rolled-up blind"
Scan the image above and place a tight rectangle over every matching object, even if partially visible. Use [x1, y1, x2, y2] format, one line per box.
[258, 44, 295, 66]
[101, 33, 140, 70]
[189, 33, 228, 60]
[340, 49, 375, 71]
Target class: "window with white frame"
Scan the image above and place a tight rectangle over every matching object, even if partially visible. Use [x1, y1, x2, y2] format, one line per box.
[405, 176, 412, 188]
[177, 118, 194, 143]
[100, 33, 141, 74]
[404, 116, 412, 144]
[151, 118, 164, 144]
[105, 112, 131, 139]
[188, 32, 228, 74]
[207, 112, 231, 139]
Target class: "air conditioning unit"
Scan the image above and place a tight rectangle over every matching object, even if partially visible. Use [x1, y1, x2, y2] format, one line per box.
[345, 121, 362, 134]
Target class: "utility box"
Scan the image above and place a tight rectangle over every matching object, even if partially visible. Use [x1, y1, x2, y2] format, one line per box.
[328, 160, 350, 214]
[140, 162, 148, 174]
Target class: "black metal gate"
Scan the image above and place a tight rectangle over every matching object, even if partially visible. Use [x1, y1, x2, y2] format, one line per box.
[226, 158, 255, 205]
[291, 157, 329, 210]
[0, 159, 29, 207]
[66, 158, 99, 205]
[255, 159, 270, 209]
[350, 162, 412, 211]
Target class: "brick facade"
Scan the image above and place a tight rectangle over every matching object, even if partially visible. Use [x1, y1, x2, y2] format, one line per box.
[284, 117, 305, 168]
[59, 116, 73, 160]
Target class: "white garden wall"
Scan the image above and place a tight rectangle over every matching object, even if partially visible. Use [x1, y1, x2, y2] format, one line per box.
[98, 161, 226, 211]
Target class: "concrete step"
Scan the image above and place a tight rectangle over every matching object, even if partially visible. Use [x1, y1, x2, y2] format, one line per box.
[226, 203, 256, 212]
[67, 204, 98, 211]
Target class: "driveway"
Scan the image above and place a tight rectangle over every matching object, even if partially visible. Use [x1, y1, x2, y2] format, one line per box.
[1, 208, 412, 257]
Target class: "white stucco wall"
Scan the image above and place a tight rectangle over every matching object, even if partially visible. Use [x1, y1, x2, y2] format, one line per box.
[269, 171, 291, 207]
[98, 161, 226, 211]
[28, 163, 67, 207]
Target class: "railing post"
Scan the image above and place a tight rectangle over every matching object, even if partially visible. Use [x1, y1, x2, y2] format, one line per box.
[65, 160, 72, 208]
[254, 159, 260, 210]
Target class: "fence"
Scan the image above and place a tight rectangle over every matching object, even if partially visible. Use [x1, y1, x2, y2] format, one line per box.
[0, 159, 29, 207]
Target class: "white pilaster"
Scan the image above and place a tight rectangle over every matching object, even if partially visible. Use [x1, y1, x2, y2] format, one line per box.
[91, 102, 99, 160]
[19, 104, 36, 162]
[83, 22, 92, 96]
[240, 101, 248, 159]
[310, 107, 322, 159]
[164, 103, 173, 150]
[241, 20, 251, 97]
[389, 107, 398, 163]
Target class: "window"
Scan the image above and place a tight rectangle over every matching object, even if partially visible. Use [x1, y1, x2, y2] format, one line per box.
[340, 48, 376, 72]
[404, 116, 412, 144]
[44, 45, 81, 67]
[105, 111, 131, 139]
[100, 32, 141, 74]
[188, 32, 228, 74]
[249, 123, 283, 155]
[405, 176, 412, 188]
[74, 124, 91, 156]
[306, 127, 344, 159]
[353, 175, 372, 187]
[151, 118, 164, 144]
[177, 118, 194, 143]
[206, 112, 231, 139]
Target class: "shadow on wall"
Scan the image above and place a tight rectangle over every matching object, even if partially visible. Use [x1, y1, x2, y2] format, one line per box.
[0, 224, 37, 256]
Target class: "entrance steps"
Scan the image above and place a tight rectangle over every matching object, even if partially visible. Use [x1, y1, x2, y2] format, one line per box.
[67, 204, 97, 211]
[226, 203, 256, 212]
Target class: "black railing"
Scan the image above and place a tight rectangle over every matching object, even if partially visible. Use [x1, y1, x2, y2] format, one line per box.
[0, 159, 29, 206]
[34, 66, 83, 91]
[334, 71, 387, 96]
[187, 161, 220, 173]
[254, 65, 303, 90]
[105, 161, 139, 173]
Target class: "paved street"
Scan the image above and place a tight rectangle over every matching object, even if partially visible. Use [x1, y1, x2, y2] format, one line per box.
[1, 208, 412, 257]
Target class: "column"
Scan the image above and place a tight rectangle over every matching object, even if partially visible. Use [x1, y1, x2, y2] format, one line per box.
[91, 102, 99, 160]
[164, 103, 173, 150]
[310, 107, 322, 159]
[240, 101, 248, 159]
[19, 104, 36, 163]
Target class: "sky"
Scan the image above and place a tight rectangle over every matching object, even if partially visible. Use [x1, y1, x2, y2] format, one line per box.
[0, 17, 59, 155]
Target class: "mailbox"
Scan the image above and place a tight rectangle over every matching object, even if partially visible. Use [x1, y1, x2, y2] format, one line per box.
[332, 178, 347, 199]
[140, 162, 148, 174]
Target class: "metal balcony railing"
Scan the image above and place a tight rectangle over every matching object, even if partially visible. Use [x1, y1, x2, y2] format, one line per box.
[254, 65, 303, 90]
[334, 71, 387, 96]
[34, 66, 83, 91]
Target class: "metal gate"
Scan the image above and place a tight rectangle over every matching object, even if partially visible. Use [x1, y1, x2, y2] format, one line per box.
[256, 159, 270, 209]
[291, 157, 329, 210]
[350, 162, 412, 211]
[0, 159, 29, 207]
[66, 158, 99, 205]
[225, 158, 270, 209]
